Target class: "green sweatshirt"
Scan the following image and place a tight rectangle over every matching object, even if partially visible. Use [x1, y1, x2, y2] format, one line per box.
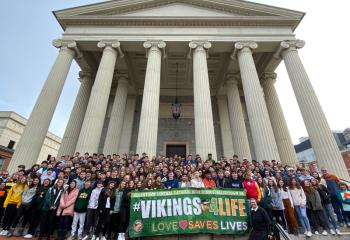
[74, 187, 92, 213]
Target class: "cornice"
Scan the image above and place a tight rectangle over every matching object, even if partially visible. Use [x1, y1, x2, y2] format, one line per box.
[58, 17, 299, 28]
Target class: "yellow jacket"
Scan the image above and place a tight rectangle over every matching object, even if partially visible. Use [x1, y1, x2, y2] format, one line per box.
[3, 183, 27, 208]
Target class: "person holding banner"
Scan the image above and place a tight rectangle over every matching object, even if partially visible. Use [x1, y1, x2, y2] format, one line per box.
[248, 198, 273, 240]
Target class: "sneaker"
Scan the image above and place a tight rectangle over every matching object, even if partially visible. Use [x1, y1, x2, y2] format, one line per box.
[336, 229, 341, 235]
[304, 231, 308, 235]
[347, 222, 350, 227]
[321, 230, 328, 236]
[330, 229, 336, 235]
[314, 231, 319, 235]
[0, 230, 5, 236]
[91, 235, 96, 240]
[24, 234, 33, 239]
[2, 231, 8, 236]
[78, 235, 83, 240]
[101, 236, 106, 240]
[117, 233, 122, 240]
[306, 231, 312, 237]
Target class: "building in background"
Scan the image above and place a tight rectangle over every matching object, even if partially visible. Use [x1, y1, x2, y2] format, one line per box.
[0, 111, 61, 170]
[295, 129, 350, 175]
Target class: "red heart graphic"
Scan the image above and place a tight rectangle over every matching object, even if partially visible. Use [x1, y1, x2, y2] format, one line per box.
[179, 220, 188, 230]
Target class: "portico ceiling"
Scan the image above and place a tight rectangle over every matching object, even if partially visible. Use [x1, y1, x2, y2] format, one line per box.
[54, 0, 304, 95]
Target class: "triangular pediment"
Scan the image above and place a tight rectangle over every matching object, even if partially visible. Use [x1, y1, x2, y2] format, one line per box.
[54, 0, 304, 30]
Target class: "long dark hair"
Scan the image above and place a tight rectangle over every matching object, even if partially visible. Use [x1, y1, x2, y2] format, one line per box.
[288, 177, 301, 190]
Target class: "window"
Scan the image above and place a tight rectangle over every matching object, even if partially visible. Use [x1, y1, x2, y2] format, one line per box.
[7, 140, 15, 149]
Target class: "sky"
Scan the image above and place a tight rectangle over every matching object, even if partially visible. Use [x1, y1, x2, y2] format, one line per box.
[0, 0, 349, 144]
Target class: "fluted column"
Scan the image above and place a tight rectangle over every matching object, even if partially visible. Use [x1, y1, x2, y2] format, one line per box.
[281, 40, 348, 179]
[234, 42, 280, 162]
[136, 41, 166, 157]
[217, 95, 234, 158]
[76, 41, 120, 154]
[189, 41, 217, 161]
[103, 76, 129, 154]
[118, 96, 137, 154]
[226, 77, 252, 160]
[8, 39, 77, 172]
[262, 72, 298, 165]
[57, 71, 93, 157]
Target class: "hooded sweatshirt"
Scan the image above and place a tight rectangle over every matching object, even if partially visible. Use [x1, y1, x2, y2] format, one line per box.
[21, 185, 38, 205]
[74, 187, 92, 212]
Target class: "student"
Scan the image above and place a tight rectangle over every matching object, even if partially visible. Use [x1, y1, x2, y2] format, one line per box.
[24, 178, 51, 238]
[302, 180, 330, 236]
[12, 177, 40, 236]
[311, 178, 340, 235]
[69, 180, 92, 240]
[0, 182, 7, 223]
[56, 180, 79, 240]
[94, 181, 116, 240]
[39, 179, 64, 240]
[0, 176, 27, 236]
[337, 182, 350, 225]
[84, 181, 104, 240]
[268, 179, 286, 230]
[289, 177, 312, 237]
[118, 180, 134, 240]
[112, 181, 126, 240]
[243, 172, 261, 202]
[277, 179, 298, 235]
[190, 171, 205, 188]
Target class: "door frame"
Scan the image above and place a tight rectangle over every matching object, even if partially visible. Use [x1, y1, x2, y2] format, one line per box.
[163, 141, 189, 157]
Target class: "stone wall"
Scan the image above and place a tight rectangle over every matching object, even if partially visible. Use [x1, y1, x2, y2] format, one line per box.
[129, 96, 223, 158]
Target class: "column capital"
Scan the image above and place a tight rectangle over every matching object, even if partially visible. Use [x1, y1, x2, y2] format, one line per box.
[231, 41, 258, 59]
[189, 41, 212, 50]
[117, 75, 129, 85]
[262, 72, 277, 85]
[143, 40, 166, 58]
[226, 73, 240, 86]
[97, 40, 124, 58]
[276, 40, 305, 58]
[78, 71, 92, 83]
[52, 39, 82, 58]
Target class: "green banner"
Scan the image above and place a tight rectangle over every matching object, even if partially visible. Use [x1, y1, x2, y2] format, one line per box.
[128, 188, 249, 237]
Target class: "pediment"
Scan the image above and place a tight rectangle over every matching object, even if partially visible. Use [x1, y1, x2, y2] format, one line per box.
[54, 0, 304, 30]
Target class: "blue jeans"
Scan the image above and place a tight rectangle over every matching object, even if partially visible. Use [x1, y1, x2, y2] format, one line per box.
[331, 195, 344, 223]
[295, 206, 311, 231]
[324, 203, 338, 229]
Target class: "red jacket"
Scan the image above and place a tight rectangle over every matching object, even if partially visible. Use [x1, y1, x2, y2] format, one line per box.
[243, 179, 261, 201]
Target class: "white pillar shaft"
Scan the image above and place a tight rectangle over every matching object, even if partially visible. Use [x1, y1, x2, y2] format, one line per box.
[226, 80, 252, 160]
[263, 74, 298, 166]
[190, 41, 217, 161]
[9, 43, 75, 172]
[57, 72, 92, 157]
[282, 44, 348, 179]
[236, 43, 280, 162]
[118, 96, 137, 154]
[76, 43, 118, 154]
[103, 78, 129, 154]
[136, 42, 165, 157]
[217, 96, 234, 158]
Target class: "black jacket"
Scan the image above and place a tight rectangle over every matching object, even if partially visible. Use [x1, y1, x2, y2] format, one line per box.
[98, 188, 116, 210]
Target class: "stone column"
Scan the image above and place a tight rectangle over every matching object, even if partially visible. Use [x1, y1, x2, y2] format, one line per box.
[136, 41, 166, 157]
[234, 41, 280, 162]
[103, 76, 129, 154]
[262, 72, 298, 166]
[217, 95, 234, 158]
[118, 96, 137, 154]
[226, 77, 252, 160]
[189, 41, 217, 161]
[76, 41, 120, 154]
[8, 39, 77, 172]
[281, 40, 349, 179]
[57, 71, 93, 157]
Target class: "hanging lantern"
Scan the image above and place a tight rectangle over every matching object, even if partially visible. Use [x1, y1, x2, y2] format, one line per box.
[171, 62, 181, 120]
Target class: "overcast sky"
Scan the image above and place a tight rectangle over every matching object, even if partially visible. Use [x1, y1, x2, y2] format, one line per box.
[0, 0, 349, 144]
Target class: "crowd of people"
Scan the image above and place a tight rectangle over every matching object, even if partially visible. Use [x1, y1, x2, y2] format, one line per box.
[0, 152, 349, 240]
